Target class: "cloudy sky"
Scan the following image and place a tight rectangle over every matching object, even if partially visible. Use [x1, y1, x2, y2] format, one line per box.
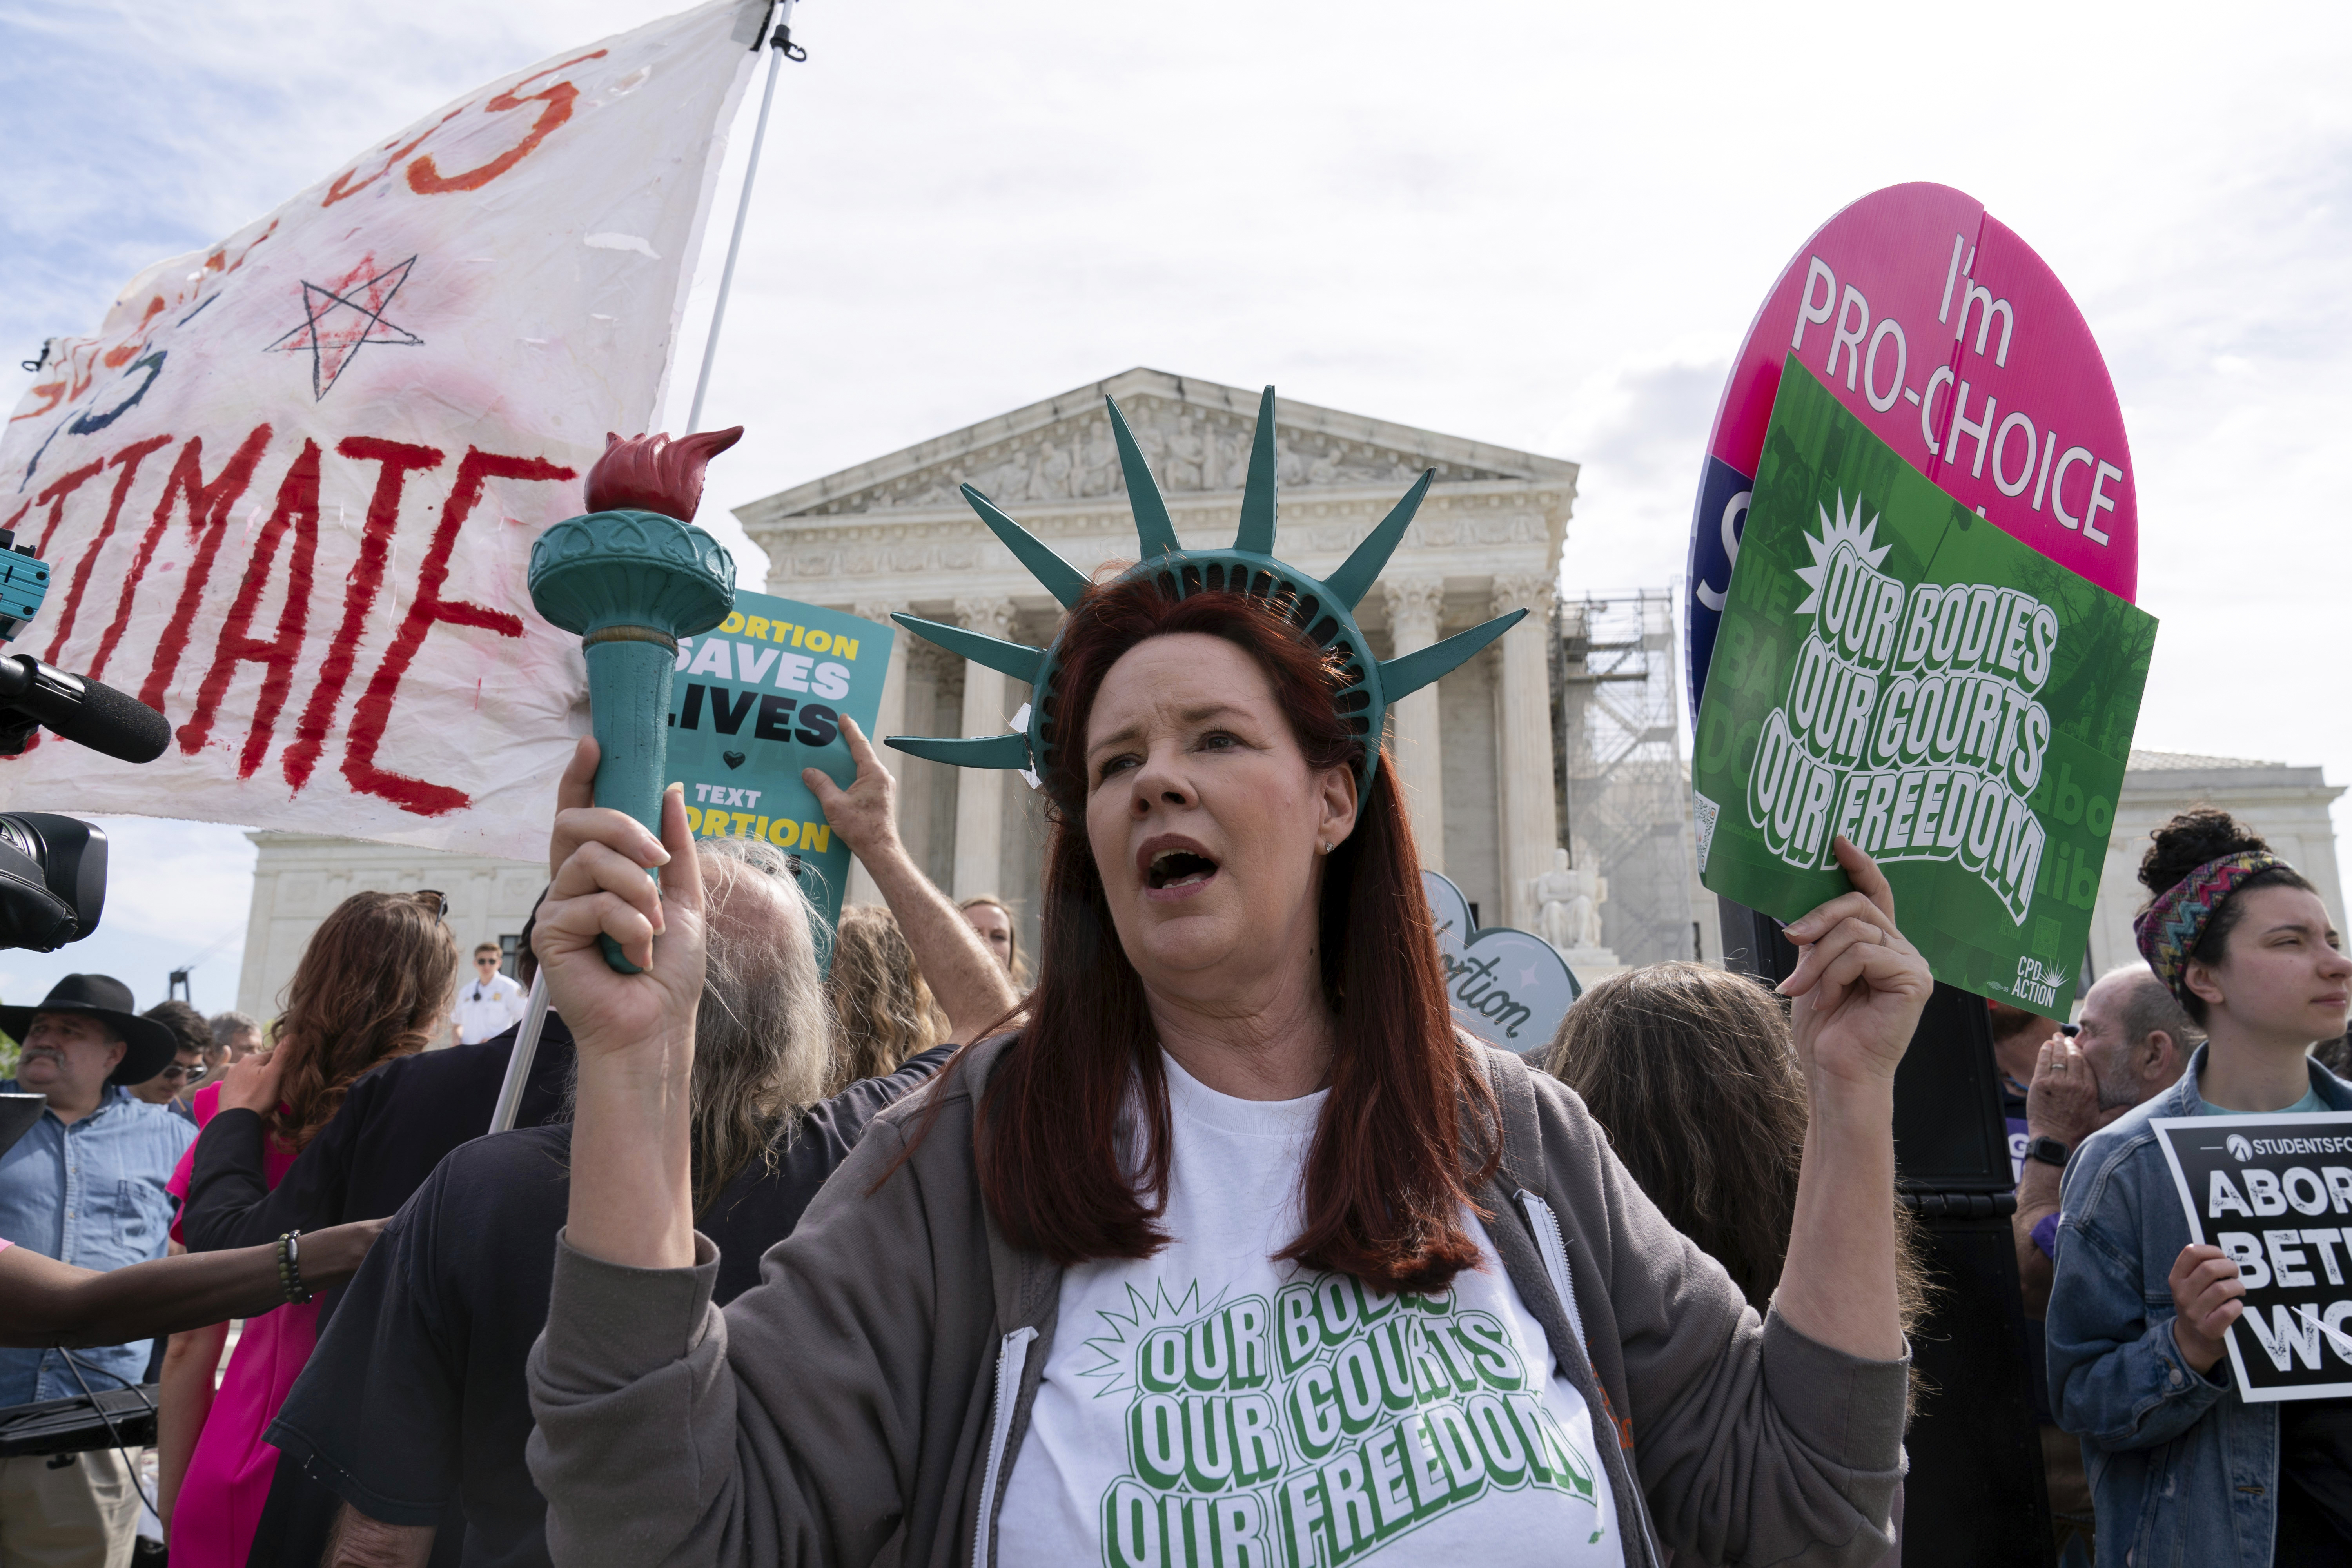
[2, 0, 2345, 1013]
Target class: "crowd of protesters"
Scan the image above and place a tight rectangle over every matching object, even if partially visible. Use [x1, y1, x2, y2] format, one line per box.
[0, 623, 2342, 1566]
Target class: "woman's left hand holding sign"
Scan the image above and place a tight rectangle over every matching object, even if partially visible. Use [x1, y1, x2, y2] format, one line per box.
[538, 734, 706, 1269]
[1778, 836, 1935, 1091]
[1768, 835, 1934, 1364]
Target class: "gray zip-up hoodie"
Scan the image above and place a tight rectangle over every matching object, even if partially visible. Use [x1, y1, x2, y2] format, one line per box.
[526, 1038, 1908, 1568]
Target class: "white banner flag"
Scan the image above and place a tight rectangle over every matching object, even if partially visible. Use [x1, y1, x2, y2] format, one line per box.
[0, 0, 766, 855]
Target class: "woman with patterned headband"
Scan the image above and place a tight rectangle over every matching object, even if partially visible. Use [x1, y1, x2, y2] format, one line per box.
[2048, 807, 2352, 1566]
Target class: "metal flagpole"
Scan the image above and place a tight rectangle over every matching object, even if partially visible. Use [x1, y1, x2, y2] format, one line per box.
[492, 7, 803, 1136]
[487, 970, 550, 1135]
[685, 0, 798, 435]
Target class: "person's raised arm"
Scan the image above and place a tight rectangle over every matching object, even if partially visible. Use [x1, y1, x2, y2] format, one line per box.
[2013, 1167, 2063, 1317]
[540, 740, 706, 1269]
[2015, 1033, 2102, 1315]
[179, 1050, 364, 1253]
[806, 715, 1018, 1043]
[1771, 837, 1935, 1363]
[534, 740, 958, 1566]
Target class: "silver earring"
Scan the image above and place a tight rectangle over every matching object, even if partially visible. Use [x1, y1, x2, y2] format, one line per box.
[1318, 841, 1331, 856]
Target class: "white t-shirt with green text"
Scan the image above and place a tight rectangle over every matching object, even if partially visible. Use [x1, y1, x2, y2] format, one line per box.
[996, 1051, 1622, 1568]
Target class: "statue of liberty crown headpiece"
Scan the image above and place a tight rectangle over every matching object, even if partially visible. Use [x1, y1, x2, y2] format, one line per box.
[884, 386, 1527, 792]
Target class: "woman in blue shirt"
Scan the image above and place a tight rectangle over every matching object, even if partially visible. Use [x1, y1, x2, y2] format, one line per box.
[2047, 808, 2352, 1565]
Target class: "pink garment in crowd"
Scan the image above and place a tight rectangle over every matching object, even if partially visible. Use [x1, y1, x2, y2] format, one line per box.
[163, 1082, 318, 1568]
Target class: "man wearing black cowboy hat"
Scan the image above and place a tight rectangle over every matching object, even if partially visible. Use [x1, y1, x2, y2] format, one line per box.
[0, 974, 196, 1567]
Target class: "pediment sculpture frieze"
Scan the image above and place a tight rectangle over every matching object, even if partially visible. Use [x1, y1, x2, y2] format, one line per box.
[798, 396, 1520, 516]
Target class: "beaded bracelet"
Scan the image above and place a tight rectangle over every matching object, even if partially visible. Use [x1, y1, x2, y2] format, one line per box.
[276, 1229, 312, 1305]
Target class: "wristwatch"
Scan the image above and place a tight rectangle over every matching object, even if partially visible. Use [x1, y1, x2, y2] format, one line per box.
[2027, 1135, 2071, 1170]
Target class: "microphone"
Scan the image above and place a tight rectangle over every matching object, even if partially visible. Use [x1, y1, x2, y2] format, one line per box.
[0, 656, 171, 764]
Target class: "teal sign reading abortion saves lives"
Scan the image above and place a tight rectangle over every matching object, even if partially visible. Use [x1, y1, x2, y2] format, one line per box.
[668, 590, 893, 950]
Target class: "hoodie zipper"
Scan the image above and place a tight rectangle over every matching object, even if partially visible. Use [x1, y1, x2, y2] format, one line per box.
[972, 1325, 1037, 1568]
[1517, 1188, 1666, 1568]
[1516, 1189, 1586, 1352]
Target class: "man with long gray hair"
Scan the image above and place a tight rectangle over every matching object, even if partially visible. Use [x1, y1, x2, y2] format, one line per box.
[247, 729, 1014, 1568]
[674, 835, 839, 1223]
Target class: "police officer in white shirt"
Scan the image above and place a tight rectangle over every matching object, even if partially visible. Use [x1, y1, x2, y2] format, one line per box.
[450, 943, 528, 1045]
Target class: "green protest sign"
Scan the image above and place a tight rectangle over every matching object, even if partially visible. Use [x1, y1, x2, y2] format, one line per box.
[666, 590, 895, 959]
[1691, 358, 2157, 1016]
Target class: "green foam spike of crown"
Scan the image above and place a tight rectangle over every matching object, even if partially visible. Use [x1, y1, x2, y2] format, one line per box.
[884, 384, 1526, 791]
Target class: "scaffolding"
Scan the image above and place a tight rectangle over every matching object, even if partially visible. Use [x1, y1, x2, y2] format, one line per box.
[1552, 588, 1699, 965]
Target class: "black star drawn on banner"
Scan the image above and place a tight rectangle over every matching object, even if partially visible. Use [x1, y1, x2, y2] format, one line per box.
[266, 255, 423, 401]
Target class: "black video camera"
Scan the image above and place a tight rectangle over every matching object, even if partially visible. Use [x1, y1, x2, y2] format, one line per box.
[0, 813, 104, 952]
[0, 512, 153, 954]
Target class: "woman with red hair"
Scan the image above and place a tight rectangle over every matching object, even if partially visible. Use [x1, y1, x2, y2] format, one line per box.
[524, 392, 1929, 1568]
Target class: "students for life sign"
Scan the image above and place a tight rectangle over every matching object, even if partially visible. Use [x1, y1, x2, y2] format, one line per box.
[1686, 182, 2140, 723]
[0, 0, 767, 855]
[2153, 1114, 2352, 1402]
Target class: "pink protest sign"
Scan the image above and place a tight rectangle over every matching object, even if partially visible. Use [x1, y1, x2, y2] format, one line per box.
[1686, 182, 2137, 717]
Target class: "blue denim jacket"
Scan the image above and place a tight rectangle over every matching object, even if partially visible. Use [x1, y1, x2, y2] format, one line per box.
[2047, 1047, 2352, 1568]
[0, 1083, 196, 1404]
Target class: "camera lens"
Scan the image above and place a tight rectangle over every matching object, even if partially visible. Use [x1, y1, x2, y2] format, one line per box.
[0, 814, 106, 952]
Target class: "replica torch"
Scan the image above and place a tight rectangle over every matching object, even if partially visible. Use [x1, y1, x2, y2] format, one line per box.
[491, 426, 742, 1132]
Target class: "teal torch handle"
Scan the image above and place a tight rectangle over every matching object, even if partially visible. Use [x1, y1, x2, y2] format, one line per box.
[583, 629, 680, 973]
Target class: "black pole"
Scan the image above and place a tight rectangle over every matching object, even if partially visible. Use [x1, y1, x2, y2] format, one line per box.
[1718, 898, 2054, 1568]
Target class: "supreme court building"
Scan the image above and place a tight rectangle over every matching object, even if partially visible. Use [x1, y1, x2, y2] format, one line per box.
[734, 367, 1580, 961]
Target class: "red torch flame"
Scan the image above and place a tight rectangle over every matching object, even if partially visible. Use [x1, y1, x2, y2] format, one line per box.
[582, 426, 745, 523]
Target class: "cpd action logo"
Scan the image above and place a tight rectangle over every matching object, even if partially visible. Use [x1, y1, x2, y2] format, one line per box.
[2227, 1134, 2255, 1162]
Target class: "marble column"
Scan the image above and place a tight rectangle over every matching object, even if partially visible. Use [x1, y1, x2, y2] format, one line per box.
[897, 643, 944, 894]
[1491, 573, 1559, 932]
[1379, 577, 1448, 872]
[952, 597, 1018, 900]
[845, 602, 908, 909]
